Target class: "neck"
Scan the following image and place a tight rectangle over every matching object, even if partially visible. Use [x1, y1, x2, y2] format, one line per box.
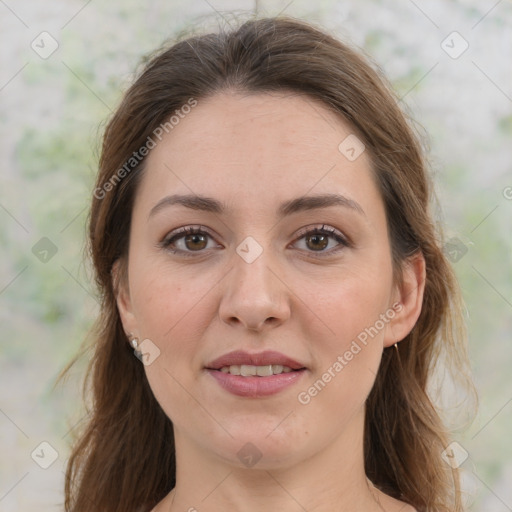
[164, 409, 385, 512]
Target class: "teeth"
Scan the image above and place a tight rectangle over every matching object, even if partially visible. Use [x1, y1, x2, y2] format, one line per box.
[219, 364, 295, 376]
[241, 364, 257, 376]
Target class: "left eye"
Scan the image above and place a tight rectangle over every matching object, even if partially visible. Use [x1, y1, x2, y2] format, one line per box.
[292, 225, 349, 254]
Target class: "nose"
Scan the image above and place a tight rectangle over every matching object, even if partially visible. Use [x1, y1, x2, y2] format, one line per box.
[218, 243, 291, 332]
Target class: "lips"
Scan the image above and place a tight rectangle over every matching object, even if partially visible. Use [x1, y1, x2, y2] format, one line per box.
[205, 350, 306, 371]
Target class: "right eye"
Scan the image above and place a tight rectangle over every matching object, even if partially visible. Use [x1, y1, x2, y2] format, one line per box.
[161, 226, 220, 256]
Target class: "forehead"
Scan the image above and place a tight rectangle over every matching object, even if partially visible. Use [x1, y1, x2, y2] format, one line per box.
[137, 91, 382, 217]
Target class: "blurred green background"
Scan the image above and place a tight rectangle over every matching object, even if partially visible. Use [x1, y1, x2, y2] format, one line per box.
[1, 0, 511, 510]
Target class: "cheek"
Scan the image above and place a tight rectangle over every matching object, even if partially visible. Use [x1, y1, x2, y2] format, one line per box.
[130, 268, 214, 424]
[130, 262, 207, 338]
[295, 279, 389, 423]
[128, 262, 216, 388]
[304, 261, 394, 345]
[296, 262, 393, 402]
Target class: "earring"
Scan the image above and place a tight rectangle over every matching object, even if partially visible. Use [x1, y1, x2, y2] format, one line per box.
[130, 338, 139, 349]
[393, 341, 404, 371]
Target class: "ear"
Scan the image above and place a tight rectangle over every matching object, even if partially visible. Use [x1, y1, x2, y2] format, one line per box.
[383, 251, 426, 348]
[112, 259, 139, 340]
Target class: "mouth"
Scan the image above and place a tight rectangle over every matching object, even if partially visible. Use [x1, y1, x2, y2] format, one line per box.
[205, 349, 306, 372]
[204, 350, 307, 397]
[205, 367, 307, 398]
[214, 364, 303, 376]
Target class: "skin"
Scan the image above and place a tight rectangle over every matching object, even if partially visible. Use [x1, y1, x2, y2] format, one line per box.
[116, 91, 424, 512]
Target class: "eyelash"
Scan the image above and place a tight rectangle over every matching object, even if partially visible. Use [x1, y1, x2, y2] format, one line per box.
[160, 224, 350, 258]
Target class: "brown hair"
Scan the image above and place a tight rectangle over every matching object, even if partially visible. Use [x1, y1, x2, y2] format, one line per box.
[60, 14, 475, 512]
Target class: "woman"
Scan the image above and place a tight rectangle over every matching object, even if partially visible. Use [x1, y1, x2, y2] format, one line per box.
[62, 15, 474, 512]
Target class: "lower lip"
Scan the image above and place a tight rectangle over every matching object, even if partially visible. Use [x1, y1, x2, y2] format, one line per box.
[206, 369, 307, 397]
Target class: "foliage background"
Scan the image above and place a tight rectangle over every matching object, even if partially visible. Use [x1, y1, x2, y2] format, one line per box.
[1, 0, 511, 510]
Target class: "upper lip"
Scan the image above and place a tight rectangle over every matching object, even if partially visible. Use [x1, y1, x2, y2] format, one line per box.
[205, 350, 306, 370]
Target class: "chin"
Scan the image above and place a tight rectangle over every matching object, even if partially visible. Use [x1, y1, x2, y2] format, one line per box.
[207, 421, 312, 469]
[223, 442, 306, 471]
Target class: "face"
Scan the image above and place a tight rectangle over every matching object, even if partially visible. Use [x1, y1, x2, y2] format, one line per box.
[117, 91, 423, 470]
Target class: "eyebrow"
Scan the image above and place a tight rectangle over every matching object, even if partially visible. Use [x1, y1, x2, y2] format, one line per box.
[148, 193, 365, 220]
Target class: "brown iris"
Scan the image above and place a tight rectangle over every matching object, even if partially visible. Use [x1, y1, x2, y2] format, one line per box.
[184, 233, 208, 251]
[306, 233, 329, 251]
